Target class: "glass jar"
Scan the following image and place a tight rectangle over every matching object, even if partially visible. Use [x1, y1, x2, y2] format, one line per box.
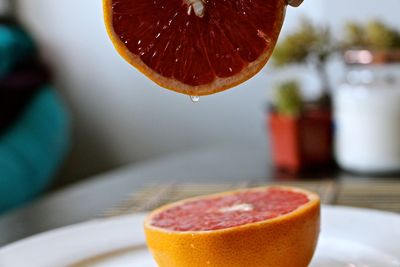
[334, 50, 400, 174]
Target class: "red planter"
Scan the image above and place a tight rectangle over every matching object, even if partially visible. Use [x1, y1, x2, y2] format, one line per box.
[268, 109, 333, 173]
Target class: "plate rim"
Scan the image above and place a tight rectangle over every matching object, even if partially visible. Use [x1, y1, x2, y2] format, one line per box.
[1, 205, 399, 265]
[2, 205, 400, 251]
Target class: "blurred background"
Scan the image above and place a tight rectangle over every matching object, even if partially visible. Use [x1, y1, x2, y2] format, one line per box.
[1, 0, 400, 213]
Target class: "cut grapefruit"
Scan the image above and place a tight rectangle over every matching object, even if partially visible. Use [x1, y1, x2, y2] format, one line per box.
[144, 186, 320, 267]
[104, 0, 287, 96]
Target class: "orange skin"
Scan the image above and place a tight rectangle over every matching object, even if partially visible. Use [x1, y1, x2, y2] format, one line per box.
[103, 0, 287, 96]
[144, 186, 321, 267]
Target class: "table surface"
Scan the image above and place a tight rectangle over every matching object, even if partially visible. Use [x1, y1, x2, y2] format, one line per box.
[0, 144, 399, 247]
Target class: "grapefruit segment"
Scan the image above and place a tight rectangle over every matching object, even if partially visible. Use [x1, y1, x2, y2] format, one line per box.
[144, 186, 321, 267]
[104, 0, 286, 95]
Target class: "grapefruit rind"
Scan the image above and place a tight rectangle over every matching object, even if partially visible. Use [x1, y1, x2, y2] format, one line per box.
[103, 0, 287, 96]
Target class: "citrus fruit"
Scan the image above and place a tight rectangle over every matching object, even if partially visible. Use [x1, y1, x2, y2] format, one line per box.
[144, 186, 320, 267]
[104, 0, 287, 96]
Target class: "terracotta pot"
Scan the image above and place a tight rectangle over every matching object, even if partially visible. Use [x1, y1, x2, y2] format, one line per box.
[268, 108, 333, 173]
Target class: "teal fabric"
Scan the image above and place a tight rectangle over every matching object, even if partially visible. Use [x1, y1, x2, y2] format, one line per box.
[0, 87, 70, 213]
[0, 25, 35, 78]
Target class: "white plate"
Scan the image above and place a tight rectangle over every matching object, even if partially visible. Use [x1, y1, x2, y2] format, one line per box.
[1, 206, 399, 267]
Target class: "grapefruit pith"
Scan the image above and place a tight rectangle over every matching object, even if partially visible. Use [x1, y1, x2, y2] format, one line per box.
[144, 186, 320, 267]
[104, 0, 287, 96]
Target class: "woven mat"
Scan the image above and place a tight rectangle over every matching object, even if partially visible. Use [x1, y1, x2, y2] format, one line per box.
[103, 180, 400, 217]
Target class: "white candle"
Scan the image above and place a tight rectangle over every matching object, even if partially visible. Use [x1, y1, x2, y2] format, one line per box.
[335, 80, 400, 173]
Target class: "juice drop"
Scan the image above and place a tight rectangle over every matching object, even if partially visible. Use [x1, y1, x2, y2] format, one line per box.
[190, 95, 200, 103]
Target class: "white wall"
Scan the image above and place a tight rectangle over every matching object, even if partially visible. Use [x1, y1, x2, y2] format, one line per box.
[323, 0, 400, 30]
[14, 0, 400, 180]
[0, 0, 10, 15]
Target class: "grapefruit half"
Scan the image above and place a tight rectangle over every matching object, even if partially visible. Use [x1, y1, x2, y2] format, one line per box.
[104, 0, 287, 96]
[144, 186, 320, 267]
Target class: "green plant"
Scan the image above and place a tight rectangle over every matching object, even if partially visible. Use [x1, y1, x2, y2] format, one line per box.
[366, 21, 400, 50]
[275, 81, 303, 117]
[342, 20, 400, 50]
[342, 22, 368, 49]
[273, 18, 333, 94]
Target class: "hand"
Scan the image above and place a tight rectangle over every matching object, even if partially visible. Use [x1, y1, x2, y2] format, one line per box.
[287, 0, 304, 7]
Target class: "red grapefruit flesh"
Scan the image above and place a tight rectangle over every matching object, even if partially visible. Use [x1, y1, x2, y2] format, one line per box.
[104, 0, 286, 95]
[152, 188, 309, 231]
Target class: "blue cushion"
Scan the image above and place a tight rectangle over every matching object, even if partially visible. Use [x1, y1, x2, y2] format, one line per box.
[0, 25, 35, 78]
[0, 87, 70, 213]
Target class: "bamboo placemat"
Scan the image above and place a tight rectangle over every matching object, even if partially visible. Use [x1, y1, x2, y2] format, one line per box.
[337, 180, 400, 212]
[104, 180, 400, 217]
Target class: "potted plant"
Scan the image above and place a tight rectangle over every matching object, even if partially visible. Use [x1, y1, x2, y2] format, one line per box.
[269, 81, 333, 173]
[268, 19, 334, 173]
